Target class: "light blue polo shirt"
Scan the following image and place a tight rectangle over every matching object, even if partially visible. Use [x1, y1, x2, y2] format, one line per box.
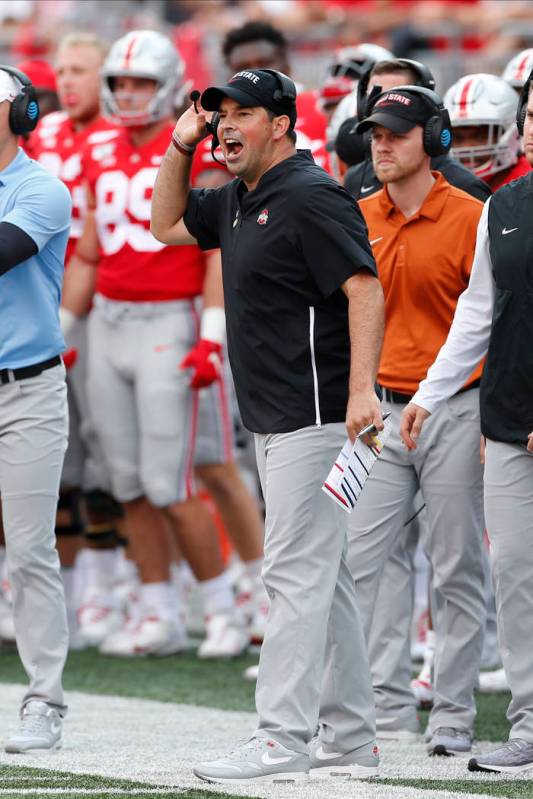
[0, 148, 72, 369]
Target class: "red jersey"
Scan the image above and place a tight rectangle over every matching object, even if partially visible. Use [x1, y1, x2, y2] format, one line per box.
[28, 111, 115, 262]
[295, 90, 330, 172]
[82, 123, 221, 302]
[490, 155, 531, 191]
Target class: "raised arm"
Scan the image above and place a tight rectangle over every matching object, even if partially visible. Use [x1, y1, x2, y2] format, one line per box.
[151, 103, 210, 245]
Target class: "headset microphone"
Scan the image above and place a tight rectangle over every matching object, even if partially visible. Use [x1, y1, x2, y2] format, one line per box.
[190, 89, 201, 111]
[189, 89, 223, 164]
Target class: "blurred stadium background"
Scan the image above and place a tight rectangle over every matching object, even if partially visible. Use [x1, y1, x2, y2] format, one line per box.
[1, 0, 532, 96]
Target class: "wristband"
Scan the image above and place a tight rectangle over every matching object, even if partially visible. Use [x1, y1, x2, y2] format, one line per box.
[200, 307, 226, 345]
[171, 132, 196, 157]
[59, 307, 77, 338]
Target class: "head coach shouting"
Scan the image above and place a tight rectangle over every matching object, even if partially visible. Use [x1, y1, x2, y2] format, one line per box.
[0, 65, 72, 752]
[346, 86, 488, 758]
[152, 68, 385, 783]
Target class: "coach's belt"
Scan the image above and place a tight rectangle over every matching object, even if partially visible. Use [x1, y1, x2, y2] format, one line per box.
[383, 378, 481, 405]
[0, 355, 61, 385]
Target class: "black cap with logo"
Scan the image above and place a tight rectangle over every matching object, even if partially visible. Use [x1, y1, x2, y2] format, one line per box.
[201, 69, 297, 128]
[355, 88, 433, 134]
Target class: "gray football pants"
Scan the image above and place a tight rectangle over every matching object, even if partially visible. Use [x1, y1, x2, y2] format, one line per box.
[348, 391, 486, 733]
[62, 315, 110, 492]
[484, 438, 533, 741]
[0, 365, 69, 713]
[368, 509, 424, 725]
[254, 423, 375, 754]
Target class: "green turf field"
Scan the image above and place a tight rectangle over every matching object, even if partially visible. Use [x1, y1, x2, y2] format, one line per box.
[0, 763, 253, 799]
[0, 647, 512, 741]
[0, 646, 518, 798]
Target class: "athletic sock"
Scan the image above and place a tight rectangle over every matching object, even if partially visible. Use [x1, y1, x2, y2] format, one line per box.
[81, 548, 118, 603]
[139, 581, 181, 622]
[243, 556, 268, 608]
[199, 570, 236, 616]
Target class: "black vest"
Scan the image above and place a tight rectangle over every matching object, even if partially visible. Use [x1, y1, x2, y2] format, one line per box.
[482, 172, 533, 444]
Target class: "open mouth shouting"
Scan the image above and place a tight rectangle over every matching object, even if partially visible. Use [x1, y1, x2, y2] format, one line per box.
[223, 136, 244, 163]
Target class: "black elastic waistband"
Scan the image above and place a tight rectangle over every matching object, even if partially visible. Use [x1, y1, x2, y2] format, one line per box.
[0, 355, 61, 385]
[384, 378, 481, 405]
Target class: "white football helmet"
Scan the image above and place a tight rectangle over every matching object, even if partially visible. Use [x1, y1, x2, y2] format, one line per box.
[502, 48, 533, 90]
[101, 30, 184, 126]
[329, 44, 394, 82]
[444, 73, 520, 179]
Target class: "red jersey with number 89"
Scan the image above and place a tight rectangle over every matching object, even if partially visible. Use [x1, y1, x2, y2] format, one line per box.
[27, 111, 115, 263]
[82, 124, 223, 302]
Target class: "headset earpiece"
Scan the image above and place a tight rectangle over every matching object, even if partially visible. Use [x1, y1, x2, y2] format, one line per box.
[366, 84, 452, 158]
[516, 68, 533, 136]
[260, 69, 297, 108]
[206, 111, 220, 145]
[0, 64, 39, 135]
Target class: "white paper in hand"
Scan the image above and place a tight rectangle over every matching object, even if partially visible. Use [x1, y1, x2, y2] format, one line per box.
[322, 418, 392, 513]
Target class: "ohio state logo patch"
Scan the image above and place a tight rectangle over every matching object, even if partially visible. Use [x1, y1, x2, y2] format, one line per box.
[257, 208, 269, 225]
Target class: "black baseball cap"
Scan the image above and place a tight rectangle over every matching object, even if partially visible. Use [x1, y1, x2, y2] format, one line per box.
[201, 69, 297, 127]
[355, 88, 432, 134]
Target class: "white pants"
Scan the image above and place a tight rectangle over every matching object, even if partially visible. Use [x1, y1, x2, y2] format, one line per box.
[0, 364, 69, 712]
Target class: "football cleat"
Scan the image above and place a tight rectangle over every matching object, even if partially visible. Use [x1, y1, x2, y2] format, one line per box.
[197, 612, 249, 660]
[411, 676, 434, 710]
[77, 599, 124, 646]
[478, 667, 509, 693]
[100, 615, 187, 657]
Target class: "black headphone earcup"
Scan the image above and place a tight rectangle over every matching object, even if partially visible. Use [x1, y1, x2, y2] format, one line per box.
[518, 105, 527, 137]
[9, 87, 39, 135]
[423, 113, 452, 157]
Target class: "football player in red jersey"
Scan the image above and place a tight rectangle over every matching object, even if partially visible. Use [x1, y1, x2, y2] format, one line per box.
[25, 33, 129, 651]
[445, 73, 530, 192]
[221, 20, 330, 171]
[62, 30, 264, 658]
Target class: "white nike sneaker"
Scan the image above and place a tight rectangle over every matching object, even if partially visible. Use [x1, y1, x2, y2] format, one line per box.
[193, 737, 309, 784]
[77, 598, 123, 646]
[309, 738, 379, 780]
[5, 701, 62, 753]
[198, 612, 250, 659]
[100, 615, 187, 657]
[478, 667, 509, 693]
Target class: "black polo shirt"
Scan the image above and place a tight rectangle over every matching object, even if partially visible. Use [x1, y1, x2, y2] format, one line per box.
[184, 150, 377, 434]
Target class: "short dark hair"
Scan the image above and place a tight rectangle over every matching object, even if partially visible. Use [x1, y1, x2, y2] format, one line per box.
[222, 21, 288, 62]
[371, 59, 418, 84]
[265, 108, 297, 143]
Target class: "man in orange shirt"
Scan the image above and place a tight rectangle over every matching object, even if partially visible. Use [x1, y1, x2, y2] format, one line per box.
[348, 87, 487, 756]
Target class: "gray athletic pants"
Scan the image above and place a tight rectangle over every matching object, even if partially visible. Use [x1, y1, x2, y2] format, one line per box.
[368, 512, 423, 726]
[484, 438, 533, 741]
[253, 423, 375, 754]
[0, 365, 69, 713]
[348, 391, 486, 733]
